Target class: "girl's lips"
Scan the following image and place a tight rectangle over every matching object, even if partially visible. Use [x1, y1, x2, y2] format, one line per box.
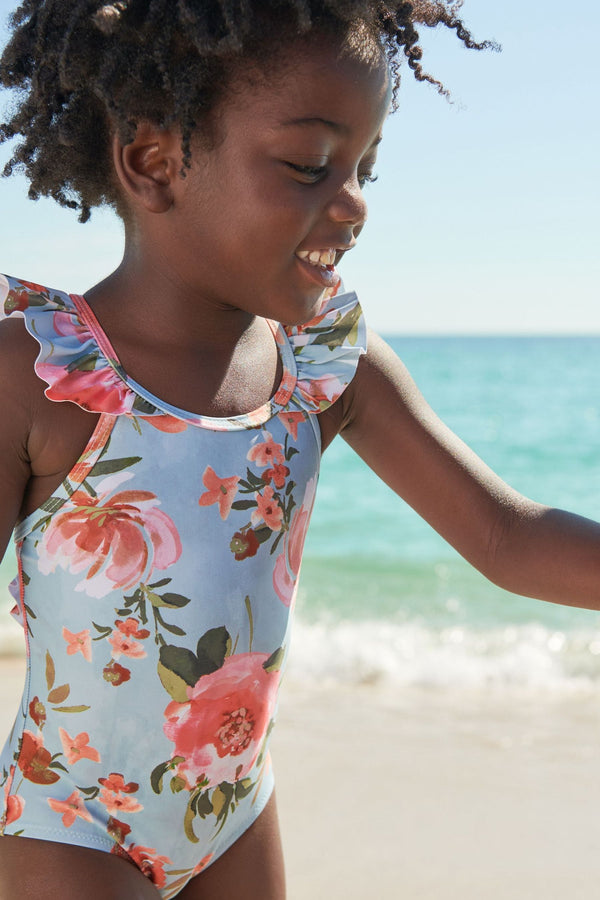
[294, 255, 341, 289]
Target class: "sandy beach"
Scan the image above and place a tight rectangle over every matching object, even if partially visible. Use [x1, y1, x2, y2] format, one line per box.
[2, 654, 600, 898]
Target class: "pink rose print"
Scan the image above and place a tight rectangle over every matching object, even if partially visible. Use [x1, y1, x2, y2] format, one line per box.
[247, 432, 285, 467]
[36, 361, 134, 414]
[38, 474, 182, 598]
[163, 652, 280, 789]
[111, 843, 173, 888]
[52, 310, 89, 343]
[58, 728, 101, 765]
[3, 767, 25, 826]
[198, 466, 240, 520]
[251, 486, 283, 531]
[140, 414, 188, 433]
[296, 372, 345, 410]
[47, 789, 93, 827]
[98, 773, 143, 815]
[62, 627, 92, 661]
[273, 476, 317, 606]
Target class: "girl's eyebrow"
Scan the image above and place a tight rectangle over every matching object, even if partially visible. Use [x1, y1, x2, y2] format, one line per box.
[280, 116, 383, 147]
[281, 116, 348, 133]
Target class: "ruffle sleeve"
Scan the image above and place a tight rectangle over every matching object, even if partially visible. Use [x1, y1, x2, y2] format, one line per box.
[284, 287, 367, 415]
[0, 274, 148, 416]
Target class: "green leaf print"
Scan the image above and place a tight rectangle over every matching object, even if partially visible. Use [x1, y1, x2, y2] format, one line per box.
[67, 350, 99, 373]
[157, 661, 191, 702]
[53, 705, 91, 713]
[45, 652, 55, 691]
[47, 684, 70, 704]
[132, 394, 160, 415]
[88, 457, 142, 477]
[196, 627, 232, 674]
[263, 647, 285, 673]
[253, 525, 272, 545]
[159, 645, 204, 687]
[230, 499, 257, 511]
[234, 778, 254, 802]
[147, 592, 191, 610]
[184, 798, 200, 844]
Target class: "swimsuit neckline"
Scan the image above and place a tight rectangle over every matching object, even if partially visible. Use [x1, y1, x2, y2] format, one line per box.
[71, 292, 298, 430]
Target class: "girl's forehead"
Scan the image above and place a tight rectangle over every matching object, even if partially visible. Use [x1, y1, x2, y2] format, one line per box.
[224, 39, 390, 131]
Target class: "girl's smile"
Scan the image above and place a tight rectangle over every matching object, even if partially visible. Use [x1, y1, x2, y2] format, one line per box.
[124, 35, 391, 330]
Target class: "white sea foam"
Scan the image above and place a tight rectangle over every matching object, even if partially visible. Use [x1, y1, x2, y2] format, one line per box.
[286, 616, 600, 695]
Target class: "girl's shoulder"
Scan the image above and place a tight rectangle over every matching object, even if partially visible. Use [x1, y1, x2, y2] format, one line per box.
[0, 273, 135, 417]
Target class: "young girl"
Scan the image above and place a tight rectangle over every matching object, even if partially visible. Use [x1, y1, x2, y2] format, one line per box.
[0, 2, 598, 898]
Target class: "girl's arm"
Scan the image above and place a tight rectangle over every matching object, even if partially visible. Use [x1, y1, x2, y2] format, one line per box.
[338, 330, 600, 610]
[0, 320, 40, 563]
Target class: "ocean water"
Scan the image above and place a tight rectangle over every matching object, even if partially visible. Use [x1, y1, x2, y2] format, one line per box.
[2, 336, 600, 693]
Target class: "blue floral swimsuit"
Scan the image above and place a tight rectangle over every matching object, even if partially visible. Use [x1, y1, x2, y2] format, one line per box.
[0, 274, 365, 898]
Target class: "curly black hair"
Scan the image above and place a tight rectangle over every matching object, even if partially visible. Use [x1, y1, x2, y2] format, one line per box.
[0, 1, 496, 222]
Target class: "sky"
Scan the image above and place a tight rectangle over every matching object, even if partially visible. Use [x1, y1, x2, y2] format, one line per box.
[0, 0, 598, 334]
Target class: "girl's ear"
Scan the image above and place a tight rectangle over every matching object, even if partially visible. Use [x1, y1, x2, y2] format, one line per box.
[112, 124, 180, 214]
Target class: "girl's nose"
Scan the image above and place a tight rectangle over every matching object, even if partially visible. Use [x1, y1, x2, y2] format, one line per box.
[326, 177, 368, 229]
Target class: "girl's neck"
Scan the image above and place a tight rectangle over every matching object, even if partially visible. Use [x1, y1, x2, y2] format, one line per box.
[85, 247, 258, 354]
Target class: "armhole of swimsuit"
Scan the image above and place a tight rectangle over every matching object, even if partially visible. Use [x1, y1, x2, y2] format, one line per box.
[14, 412, 116, 542]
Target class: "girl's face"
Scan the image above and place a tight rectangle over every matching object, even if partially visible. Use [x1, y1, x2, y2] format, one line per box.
[157, 35, 391, 325]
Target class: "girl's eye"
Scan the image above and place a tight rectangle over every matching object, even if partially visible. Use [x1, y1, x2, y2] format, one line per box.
[285, 162, 328, 183]
[358, 172, 378, 188]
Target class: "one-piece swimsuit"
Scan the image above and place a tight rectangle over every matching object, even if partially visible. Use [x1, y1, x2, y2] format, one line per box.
[0, 273, 365, 898]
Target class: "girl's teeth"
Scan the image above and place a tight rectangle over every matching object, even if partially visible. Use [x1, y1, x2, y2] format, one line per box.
[297, 249, 337, 267]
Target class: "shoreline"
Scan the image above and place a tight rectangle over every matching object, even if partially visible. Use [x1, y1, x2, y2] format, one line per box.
[2, 657, 600, 898]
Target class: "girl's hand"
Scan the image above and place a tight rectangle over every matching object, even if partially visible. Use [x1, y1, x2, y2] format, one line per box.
[323, 329, 600, 610]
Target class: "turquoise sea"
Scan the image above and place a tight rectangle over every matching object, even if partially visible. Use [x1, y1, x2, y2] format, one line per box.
[2, 336, 600, 692]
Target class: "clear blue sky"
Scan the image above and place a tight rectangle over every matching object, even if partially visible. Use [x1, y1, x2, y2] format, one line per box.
[0, 0, 598, 334]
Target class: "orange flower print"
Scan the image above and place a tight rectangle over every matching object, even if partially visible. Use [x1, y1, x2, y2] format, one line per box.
[2, 767, 25, 826]
[62, 626, 92, 661]
[108, 630, 147, 660]
[277, 411, 305, 441]
[108, 618, 150, 660]
[47, 789, 93, 827]
[28, 696, 46, 728]
[230, 528, 260, 561]
[103, 661, 131, 686]
[38, 473, 182, 598]
[262, 463, 290, 489]
[198, 466, 240, 520]
[107, 816, 132, 844]
[114, 617, 150, 639]
[159, 854, 214, 897]
[111, 843, 173, 889]
[18, 731, 60, 785]
[251, 486, 283, 531]
[58, 729, 101, 765]
[271, 371, 296, 405]
[163, 652, 280, 789]
[98, 773, 143, 816]
[247, 431, 285, 467]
